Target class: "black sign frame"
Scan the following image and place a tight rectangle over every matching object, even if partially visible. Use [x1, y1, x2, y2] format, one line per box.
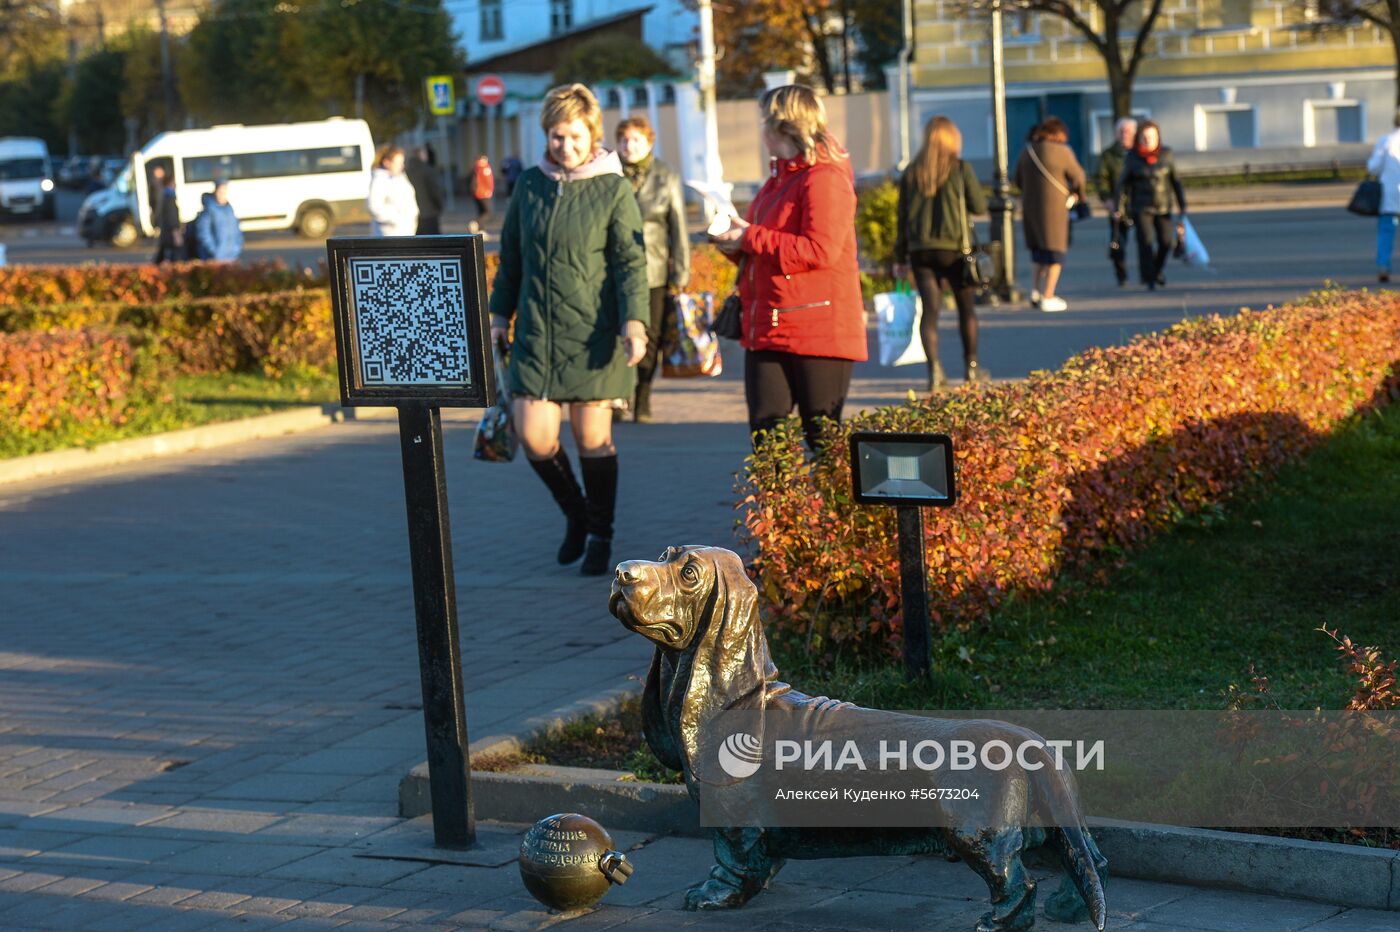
[327, 235, 495, 408]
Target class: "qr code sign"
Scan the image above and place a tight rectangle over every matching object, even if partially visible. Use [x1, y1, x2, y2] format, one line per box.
[349, 258, 472, 386]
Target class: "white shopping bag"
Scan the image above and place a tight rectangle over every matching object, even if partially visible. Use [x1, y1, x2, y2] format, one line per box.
[875, 284, 926, 367]
[1180, 216, 1209, 268]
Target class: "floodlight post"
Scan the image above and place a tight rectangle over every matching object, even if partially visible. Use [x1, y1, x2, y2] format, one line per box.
[896, 505, 931, 681]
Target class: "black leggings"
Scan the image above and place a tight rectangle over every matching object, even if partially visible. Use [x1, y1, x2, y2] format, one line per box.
[634, 286, 669, 390]
[909, 248, 979, 377]
[745, 349, 853, 451]
[1132, 212, 1174, 284]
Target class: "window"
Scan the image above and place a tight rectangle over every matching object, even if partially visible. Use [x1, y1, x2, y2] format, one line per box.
[1220, 0, 1252, 28]
[1005, 10, 1037, 42]
[632, 86, 648, 107]
[1307, 101, 1364, 146]
[480, 0, 502, 41]
[183, 146, 363, 183]
[1195, 104, 1257, 150]
[550, 0, 572, 35]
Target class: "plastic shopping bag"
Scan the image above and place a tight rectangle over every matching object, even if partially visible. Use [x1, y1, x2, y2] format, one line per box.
[473, 342, 518, 463]
[661, 292, 723, 378]
[1179, 216, 1210, 268]
[875, 282, 926, 367]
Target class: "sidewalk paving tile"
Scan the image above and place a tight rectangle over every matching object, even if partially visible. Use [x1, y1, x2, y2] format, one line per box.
[150, 841, 327, 877]
[1298, 909, 1400, 931]
[261, 848, 429, 886]
[1139, 888, 1344, 931]
[31, 832, 201, 868]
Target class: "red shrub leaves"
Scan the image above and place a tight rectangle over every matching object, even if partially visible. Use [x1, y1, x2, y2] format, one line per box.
[0, 329, 152, 436]
[742, 290, 1400, 659]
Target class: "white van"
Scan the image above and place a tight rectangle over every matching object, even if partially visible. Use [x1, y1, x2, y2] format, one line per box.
[0, 137, 56, 220]
[78, 118, 374, 246]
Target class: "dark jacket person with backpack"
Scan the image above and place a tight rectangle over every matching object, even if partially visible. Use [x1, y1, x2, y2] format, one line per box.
[192, 180, 243, 261]
[894, 115, 989, 391]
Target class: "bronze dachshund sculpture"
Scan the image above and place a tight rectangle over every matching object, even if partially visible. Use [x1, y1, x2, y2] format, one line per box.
[609, 545, 1107, 932]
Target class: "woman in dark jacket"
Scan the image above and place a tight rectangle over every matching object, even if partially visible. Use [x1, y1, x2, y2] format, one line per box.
[1111, 119, 1186, 290]
[489, 84, 650, 576]
[616, 115, 691, 422]
[1013, 117, 1086, 312]
[710, 84, 866, 451]
[893, 114, 988, 390]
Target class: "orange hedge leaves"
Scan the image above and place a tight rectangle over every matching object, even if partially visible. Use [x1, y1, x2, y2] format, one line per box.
[0, 329, 154, 437]
[0, 260, 322, 309]
[741, 290, 1400, 659]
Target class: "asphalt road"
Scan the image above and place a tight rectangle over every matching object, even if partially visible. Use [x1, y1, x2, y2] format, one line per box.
[1, 187, 1378, 381]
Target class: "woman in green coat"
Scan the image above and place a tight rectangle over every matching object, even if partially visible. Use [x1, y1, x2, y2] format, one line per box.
[489, 84, 650, 576]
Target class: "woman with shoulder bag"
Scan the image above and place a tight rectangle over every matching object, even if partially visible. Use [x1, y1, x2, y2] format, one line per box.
[709, 84, 866, 451]
[893, 115, 989, 390]
[617, 115, 691, 423]
[1013, 117, 1086, 312]
[488, 84, 650, 576]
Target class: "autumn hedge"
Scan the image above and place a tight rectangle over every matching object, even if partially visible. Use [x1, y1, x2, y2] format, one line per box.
[0, 328, 158, 445]
[0, 261, 323, 308]
[741, 289, 1400, 660]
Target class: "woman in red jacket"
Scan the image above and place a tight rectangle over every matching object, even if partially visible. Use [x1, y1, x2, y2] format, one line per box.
[712, 84, 867, 450]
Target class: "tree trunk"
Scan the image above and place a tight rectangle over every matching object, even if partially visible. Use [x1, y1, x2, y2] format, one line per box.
[803, 10, 837, 94]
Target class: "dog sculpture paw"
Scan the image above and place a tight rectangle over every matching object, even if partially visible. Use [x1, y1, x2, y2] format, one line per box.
[683, 878, 755, 910]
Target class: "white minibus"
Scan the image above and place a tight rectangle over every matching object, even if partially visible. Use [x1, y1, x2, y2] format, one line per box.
[79, 118, 374, 246]
[0, 137, 56, 220]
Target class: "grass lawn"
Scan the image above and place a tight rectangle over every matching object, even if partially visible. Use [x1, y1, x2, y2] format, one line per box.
[0, 369, 339, 459]
[778, 398, 1400, 712]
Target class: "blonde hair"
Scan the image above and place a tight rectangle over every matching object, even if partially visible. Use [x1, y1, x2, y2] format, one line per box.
[374, 144, 404, 169]
[541, 83, 603, 147]
[616, 115, 655, 145]
[759, 84, 842, 164]
[908, 116, 962, 195]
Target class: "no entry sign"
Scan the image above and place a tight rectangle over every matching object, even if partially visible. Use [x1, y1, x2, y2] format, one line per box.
[475, 75, 505, 107]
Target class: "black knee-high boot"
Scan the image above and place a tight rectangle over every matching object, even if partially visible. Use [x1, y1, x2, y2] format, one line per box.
[578, 454, 618, 576]
[528, 449, 588, 564]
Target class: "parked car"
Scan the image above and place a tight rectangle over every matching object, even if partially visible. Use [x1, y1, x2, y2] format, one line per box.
[58, 155, 89, 189]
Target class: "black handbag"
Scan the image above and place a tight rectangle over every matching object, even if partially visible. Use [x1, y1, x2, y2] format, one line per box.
[1071, 199, 1092, 222]
[713, 288, 743, 340]
[1348, 178, 1382, 217]
[955, 165, 995, 287]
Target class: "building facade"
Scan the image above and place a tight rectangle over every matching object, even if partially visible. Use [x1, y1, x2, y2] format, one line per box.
[908, 0, 1396, 171]
[449, 0, 696, 72]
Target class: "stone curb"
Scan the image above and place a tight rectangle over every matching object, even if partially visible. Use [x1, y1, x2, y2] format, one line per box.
[0, 405, 401, 486]
[401, 700, 1400, 911]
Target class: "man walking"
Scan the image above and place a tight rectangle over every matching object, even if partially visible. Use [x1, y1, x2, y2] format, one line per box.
[1095, 117, 1136, 286]
[406, 144, 445, 235]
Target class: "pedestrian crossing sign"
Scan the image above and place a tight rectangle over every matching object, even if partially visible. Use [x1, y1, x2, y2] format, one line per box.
[426, 76, 455, 116]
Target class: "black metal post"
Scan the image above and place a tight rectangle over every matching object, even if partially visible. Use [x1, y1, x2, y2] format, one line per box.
[896, 505, 931, 681]
[397, 404, 474, 848]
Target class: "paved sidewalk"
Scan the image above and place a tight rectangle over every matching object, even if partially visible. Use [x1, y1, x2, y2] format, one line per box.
[0, 369, 1392, 929]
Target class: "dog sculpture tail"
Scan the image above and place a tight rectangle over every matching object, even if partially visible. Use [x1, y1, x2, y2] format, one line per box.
[1028, 749, 1107, 931]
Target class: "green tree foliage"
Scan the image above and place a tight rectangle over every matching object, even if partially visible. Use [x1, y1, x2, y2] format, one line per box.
[180, 0, 321, 127]
[303, 0, 464, 140]
[552, 34, 676, 86]
[0, 0, 65, 147]
[119, 28, 176, 147]
[55, 43, 128, 153]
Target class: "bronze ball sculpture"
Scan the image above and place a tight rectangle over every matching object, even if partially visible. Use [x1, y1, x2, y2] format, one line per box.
[609, 545, 1108, 932]
[518, 812, 634, 911]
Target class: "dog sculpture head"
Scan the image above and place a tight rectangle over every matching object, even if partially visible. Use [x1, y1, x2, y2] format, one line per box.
[610, 546, 777, 786]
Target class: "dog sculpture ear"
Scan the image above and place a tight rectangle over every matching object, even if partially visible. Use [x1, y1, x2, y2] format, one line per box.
[640, 651, 684, 772]
[677, 548, 775, 787]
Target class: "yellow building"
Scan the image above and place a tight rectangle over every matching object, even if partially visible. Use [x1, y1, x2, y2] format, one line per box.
[906, 0, 1395, 169]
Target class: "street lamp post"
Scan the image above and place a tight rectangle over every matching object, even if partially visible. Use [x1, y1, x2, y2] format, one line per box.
[988, 0, 1020, 304]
